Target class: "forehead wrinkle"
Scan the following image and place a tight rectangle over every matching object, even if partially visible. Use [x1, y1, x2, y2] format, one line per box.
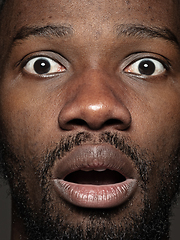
[115, 23, 180, 48]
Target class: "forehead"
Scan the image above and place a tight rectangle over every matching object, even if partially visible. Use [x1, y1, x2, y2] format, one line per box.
[2, 0, 180, 38]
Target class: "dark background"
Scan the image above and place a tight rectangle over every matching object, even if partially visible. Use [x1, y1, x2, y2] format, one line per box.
[1, 179, 180, 239]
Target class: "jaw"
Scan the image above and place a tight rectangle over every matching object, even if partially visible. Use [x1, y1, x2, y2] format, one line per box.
[4, 133, 180, 240]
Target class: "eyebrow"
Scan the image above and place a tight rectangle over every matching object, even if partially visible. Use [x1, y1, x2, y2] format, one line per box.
[13, 24, 73, 44]
[12, 23, 179, 49]
[115, 24, 179, 47]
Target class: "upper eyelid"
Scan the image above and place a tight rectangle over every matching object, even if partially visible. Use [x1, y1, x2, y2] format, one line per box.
[22, 56, 61, 69]
[127, 58, 167, 69]
[124, 51, 171, 61]
[121, 53, 171, 71]
[15, 51, 68, 69]
[24, 56, 60, 67]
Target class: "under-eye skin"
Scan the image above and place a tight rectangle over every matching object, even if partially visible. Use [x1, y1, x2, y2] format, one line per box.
[123, 57, 169, 78]
[23, 56, 66, 77]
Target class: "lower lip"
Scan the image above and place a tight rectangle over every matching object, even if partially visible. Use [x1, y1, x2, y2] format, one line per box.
[53, 179, 137, 208]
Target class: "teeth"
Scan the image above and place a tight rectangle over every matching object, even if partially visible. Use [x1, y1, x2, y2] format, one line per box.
[94, 169, 106, 172]
[81, 168, 93, 172]
[81, 168, 107, 172]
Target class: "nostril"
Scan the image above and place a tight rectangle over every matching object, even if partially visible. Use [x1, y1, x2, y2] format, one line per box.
[60, 118, 88, 130]
[60, 118, 130, 131]
[95, 118, 130, 131]
[104, 119, 131, 130]
[68, 119, 87, 126]
[105, 119, 123, 126]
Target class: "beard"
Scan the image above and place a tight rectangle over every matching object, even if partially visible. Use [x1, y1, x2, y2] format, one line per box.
[1, 131, 180, 240]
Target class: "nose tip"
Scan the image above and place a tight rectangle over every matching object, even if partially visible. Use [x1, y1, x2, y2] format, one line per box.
[58, 89, 131, 132]
[59, 101, 131, 131]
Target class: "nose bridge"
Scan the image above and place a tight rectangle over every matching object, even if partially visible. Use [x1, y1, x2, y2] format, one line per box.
[75, 69, 116, 108]
[59, 69, 131, 130]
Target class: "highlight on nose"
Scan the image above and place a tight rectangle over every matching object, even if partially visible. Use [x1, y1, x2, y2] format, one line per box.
[88, 104, 103, 111]
[58, 98, 131, 131]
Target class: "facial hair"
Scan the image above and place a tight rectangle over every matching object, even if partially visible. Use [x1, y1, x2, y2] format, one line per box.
[1, 131, 180, 240]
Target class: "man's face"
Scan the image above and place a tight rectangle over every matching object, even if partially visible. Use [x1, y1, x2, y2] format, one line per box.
[1, 0, 180, 239]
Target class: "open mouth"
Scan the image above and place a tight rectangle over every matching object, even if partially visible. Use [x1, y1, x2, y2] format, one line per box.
[64, 169, 126, 185]
[52, 144, 137, 208]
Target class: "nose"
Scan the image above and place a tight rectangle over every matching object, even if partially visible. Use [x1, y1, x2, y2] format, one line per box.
[58, 70, 131, 131]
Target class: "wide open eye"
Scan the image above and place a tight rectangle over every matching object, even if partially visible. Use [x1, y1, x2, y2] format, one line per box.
[24, 57, 66, 76]
[124, 58, 166, 76]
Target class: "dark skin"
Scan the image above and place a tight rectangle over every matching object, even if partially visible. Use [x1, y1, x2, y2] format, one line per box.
[1, 0, 180, 239]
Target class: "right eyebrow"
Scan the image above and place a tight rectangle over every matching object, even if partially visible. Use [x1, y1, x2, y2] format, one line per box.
[12, 24, 74, 45]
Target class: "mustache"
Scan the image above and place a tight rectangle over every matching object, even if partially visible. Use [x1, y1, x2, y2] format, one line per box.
[40, 131, 150, 184]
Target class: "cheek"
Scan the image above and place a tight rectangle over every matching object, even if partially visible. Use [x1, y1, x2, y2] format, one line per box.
[129, 89, 180, 192]
[129, 84, 180, 154]
[0, 87, 62, 159]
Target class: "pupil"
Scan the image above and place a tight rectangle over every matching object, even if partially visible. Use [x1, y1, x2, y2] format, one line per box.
[138, 60, 155, 75]
[34, 59, 51, 74]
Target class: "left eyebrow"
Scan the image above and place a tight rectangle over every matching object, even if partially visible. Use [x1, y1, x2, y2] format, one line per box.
[12, 24, 74, 44]
[115, 24, 179, 48]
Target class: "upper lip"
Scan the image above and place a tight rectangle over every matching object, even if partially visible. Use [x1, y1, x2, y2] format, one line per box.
[52, 144, 137, 181]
